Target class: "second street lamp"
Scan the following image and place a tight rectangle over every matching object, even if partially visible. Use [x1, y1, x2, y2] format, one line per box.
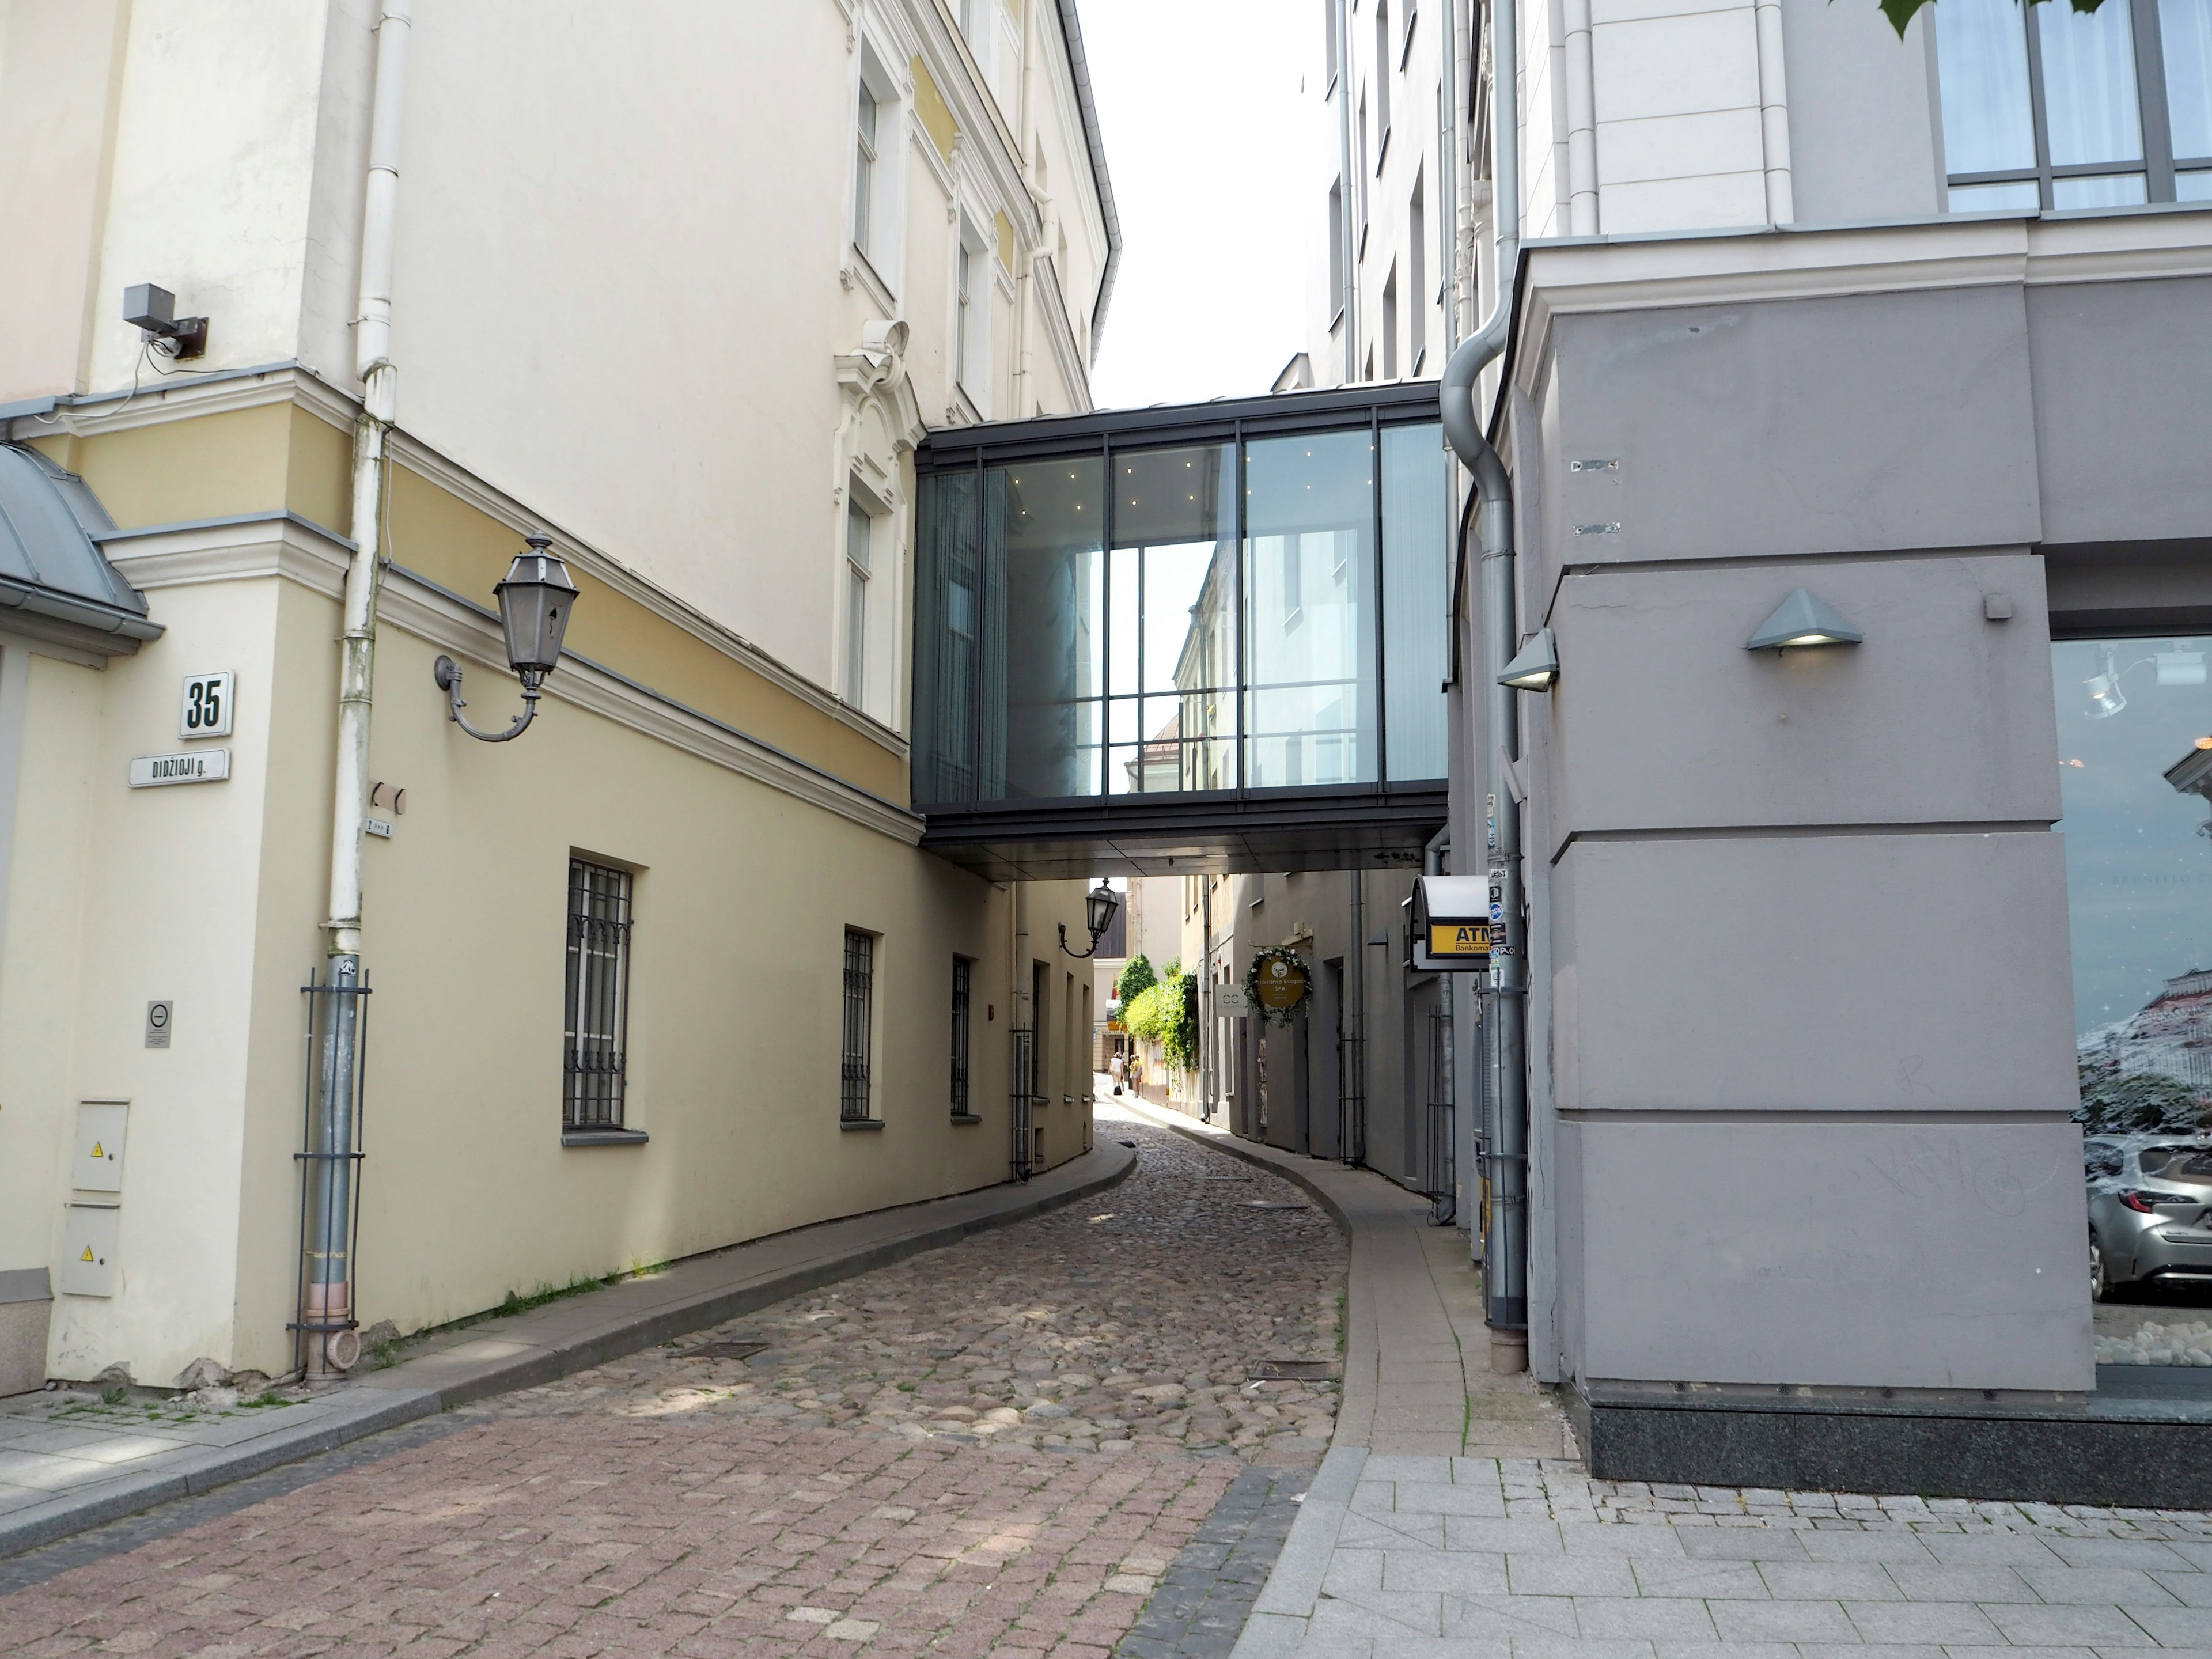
[434, 533, 580, 743]
[1059, 881, 1120, 959]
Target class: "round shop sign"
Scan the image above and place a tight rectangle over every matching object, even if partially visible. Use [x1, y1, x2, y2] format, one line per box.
[1256, 956, 1308, 1012]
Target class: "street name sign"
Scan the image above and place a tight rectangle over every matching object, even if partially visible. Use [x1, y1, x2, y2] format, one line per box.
[129, 749, 230, 788]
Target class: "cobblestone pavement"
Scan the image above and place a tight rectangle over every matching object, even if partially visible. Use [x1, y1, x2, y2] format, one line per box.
[1267, 1453, 2212, 1657]
[0, 1102, 1346, 1657]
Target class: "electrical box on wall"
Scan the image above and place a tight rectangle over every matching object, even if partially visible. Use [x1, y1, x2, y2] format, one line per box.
[74, 1101, 127, 1194]
[61, 1205, 120, 1297]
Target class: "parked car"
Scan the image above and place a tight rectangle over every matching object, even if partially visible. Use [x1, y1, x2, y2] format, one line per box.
[2085, 1136, 2212, 1300]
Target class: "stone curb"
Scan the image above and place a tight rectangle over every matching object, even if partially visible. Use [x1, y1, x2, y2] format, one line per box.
[0, 1142, 1135, 1563]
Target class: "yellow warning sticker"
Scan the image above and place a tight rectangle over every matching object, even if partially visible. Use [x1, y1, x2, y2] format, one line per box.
[90, 1142, 104, 1160]
[1428, 922, 1492, 957]
[81, 1247, 94, 1262]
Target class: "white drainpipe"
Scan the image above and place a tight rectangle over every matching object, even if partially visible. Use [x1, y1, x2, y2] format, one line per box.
[1565, 0, 1599, 235]
[305, 0, 411, 1382]
[1755, 0, 1794, 223]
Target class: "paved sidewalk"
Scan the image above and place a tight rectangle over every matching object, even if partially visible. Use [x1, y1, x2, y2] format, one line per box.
[1112, 1103, 2212, 1659]
[0, 1139, 1132, 1561]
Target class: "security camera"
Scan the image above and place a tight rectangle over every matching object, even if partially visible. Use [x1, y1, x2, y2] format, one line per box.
[122, 283, 208, 360]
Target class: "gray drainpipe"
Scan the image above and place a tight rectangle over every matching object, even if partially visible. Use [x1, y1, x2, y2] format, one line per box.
[1439, 0, 1528, 1372]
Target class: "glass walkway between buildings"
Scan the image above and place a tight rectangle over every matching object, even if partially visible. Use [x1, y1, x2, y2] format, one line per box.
[910, 380, 1451, 879]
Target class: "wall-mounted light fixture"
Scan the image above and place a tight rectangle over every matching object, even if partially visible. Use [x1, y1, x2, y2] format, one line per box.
[1058, 881, 1122, 959]
[122, 283, 207, 360]
[1497, 628, 1559, 691]
[433, 535, 579, 743]
[1746, 588, 1863, 652]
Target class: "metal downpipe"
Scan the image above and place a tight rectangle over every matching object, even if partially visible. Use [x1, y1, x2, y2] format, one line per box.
[1440, 0, 1529, 1369]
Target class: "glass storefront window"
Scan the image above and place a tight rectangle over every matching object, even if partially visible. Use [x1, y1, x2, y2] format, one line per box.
[2057, 637, 2212, 1354]
[1381, 424, 1449, 784]
[1243, 429, 1378, 788]
[911, 402, 1450, 809]
[1107, 444, 1236, 794]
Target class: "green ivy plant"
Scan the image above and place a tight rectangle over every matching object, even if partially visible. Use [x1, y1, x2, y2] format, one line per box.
[1115, 954, 1157, 1003]
[1123, 960, 1199, 1072]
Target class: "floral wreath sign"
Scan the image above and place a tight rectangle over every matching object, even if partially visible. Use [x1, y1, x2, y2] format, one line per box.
[1245, 946, 1312, 1028]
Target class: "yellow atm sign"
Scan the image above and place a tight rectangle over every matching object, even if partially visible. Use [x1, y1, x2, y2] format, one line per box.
[1427, 921, 1493, 959]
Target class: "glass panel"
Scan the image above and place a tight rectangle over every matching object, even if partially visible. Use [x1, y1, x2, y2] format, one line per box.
[2052, 171, 2149, 206]
[1244, 429, 1377, 787]
[1949, 180, 2043, 211]
[2040, 0, 2145, 165]
[2177, 168, 2212, 197]
[1381, 423, 1449, 782]
[996, 457, 1103, 798]
[2058, 638, 2212, 1355]
[2166, 0, 2212, 160]
[1936, 0, 2037, 174]
[1107, 444, 1237, 793]
[911, 469, 983, 804]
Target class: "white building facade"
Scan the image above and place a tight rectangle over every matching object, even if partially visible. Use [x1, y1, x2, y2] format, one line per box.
[0, 0, 1116, 1392]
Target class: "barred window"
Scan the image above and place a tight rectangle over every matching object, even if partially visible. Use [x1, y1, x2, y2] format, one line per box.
[842, 929, 876, 1122]
[564, 859, 633, 1132]
[951, 956, 974, 1117]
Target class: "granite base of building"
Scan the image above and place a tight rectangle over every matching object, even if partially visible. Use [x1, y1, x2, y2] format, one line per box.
[1573, 1368, 2212, 1509]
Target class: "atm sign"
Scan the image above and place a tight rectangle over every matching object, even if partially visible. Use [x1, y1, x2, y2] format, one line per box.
[1427, 921, 1492, 958]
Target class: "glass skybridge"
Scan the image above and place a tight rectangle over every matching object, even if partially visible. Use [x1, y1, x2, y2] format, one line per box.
[911, 381, 1450, 878]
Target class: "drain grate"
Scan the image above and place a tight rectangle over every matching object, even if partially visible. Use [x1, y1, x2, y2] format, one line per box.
[684, 1340, 769, 1362]
[1251, 1359, 1335, 1381]
[1239, 1199, 1307, 1211]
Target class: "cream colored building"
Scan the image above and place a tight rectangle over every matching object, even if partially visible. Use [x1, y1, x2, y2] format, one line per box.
[0, 0, 1116, 1391]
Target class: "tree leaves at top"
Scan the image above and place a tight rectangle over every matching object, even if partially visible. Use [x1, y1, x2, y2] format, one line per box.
[1877, 0, 2105, 42]
[1115, 954, 1157, 1003]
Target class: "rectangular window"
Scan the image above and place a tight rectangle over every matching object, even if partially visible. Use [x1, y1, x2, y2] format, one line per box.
[844, 495, 872, 707]
[842, 929, 876, 1122]
[564, 859, 633, 1133]
[956, 240, 976, 395]
[1937, 0, 2209, 207]
[1402, 0, 1418, 64]
[1382, 264, 1399, 379]
[854, 81, 879, 255]
[1357, 93, 1370, 243]
[2056, 636, 2212, 1140]
[1327, 180, 1346, 324]
[951, 956, 974, 1116]
[1408, 172, 1427, 372]
[1325, 0, 1341, 90]
[1375, 1, 1392, 156]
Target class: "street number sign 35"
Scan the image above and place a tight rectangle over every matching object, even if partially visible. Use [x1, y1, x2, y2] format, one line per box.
[180, 671, 234, 739]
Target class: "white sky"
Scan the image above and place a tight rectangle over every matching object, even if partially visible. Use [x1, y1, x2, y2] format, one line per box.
[1079, 0, 1322, 410]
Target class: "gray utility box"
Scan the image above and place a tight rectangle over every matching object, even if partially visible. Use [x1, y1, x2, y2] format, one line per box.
[0, 1268, 52, 1397]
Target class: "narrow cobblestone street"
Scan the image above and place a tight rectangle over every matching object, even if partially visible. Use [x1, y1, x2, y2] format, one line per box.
[0, 1105, 1346, 1657]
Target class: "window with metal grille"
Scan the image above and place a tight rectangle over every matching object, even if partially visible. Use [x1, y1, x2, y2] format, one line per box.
[563, 859, 633, 1132]
[842, 929, 876, 1121]
[951, 956, 974, 1116]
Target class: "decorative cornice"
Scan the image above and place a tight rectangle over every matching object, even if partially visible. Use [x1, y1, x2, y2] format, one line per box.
[100, 510, 354, 601]
[1514, 209, 2212, 400]
[379, 565, 926, 846]
[2, 362, 358, 442]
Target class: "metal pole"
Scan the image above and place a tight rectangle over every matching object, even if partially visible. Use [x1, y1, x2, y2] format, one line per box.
[1438, 0, 1529, 1373]
[308, 0, 411, 1382]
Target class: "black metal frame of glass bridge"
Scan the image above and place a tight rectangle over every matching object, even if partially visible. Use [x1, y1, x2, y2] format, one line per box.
[909, 379, 1450, 881]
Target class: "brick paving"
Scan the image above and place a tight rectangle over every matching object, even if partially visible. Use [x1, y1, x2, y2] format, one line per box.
[0, 1103, 1346, 1657]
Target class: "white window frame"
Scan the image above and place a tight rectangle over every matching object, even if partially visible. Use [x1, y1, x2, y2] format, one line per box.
[953, 218, 993, 416]
[842, 478, 887, 714]
[849, 40, 907, 300]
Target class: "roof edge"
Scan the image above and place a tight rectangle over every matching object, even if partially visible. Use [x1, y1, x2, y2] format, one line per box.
[1054, 0, 1122, 359]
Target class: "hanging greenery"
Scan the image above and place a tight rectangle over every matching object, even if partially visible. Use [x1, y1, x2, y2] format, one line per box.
[1123, 963, 1199, 1073]
[1116, 954, 1157, 1003]
[1244, 946, 1313, 1029]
